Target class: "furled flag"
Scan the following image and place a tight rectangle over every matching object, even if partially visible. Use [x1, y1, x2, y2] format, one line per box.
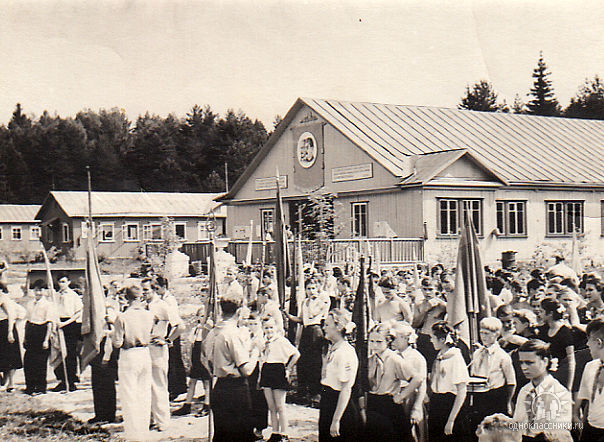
[274, 169, 288, 308]
[80, 231, 107, 369]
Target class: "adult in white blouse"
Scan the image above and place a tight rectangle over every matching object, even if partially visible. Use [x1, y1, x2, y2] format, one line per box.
[429, 321, 470, 440]
[286, 279, 330, 399]
[51, 274, 83, 392]
[319, 308, 359, 441]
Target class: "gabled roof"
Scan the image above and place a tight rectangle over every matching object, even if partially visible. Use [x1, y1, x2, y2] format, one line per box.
[222, 97, 604, 201]
[0, 205, 41, 223]
[37, 191, 226, 219]
[302, 98, 604, 186]
[400, 149, 508, 186]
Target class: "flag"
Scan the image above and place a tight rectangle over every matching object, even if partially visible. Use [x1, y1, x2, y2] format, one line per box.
[41, 248, 67, 374]
[274, 170, 288, 308]
[287, 234, 298, 343]
[570, 227, 581, 275]
[208, 239, 218, 323]
[447, 217, 491, 348]
[80, 232, 107, 369]
[352, 256, 369, 398]
[244, 219, 254, 266]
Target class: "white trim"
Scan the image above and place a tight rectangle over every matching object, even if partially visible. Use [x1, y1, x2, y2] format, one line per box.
[197, 221, 209, 240]
[11, 226, 22, 241]
[62, 222, 71, 242]
[143, 223, 162, 241]
[81, 220, 88, 239]
[174, 222, 187, 240]
[0, 226, 3, 240]
[30, 226, 41, 240]
[122, 222, 140, 242]
[99, 222, 115, 243]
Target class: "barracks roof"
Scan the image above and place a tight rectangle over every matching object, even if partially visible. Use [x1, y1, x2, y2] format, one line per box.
[302, 98, 604, 186]
[0, 205, 41, 223]
[37, 191, 226, 219]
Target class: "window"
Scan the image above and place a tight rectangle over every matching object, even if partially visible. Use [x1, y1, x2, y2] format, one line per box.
[11, 226, 22, 240]
[143, 223, 162, 241]
[0, 227, 3, 240]
[438, 198, 483, 236]
[99, 223, 115, 242]
[174, 222, 186, 240]
[62, 223, 71, 242]
[351, 202, 368, 237]
[123, 223, 139, 242]
[260, 209, 274, 240]
[30, 226, 41, 240]
[496, 201, 526, 236]
[198, 221, 209, 240]
[546, 201, 583, 236]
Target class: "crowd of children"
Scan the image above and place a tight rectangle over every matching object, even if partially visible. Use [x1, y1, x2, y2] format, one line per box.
[1, 255, 604, 442]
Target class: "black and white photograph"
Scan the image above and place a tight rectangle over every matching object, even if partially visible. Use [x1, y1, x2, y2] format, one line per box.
[1, 0, 604, 440]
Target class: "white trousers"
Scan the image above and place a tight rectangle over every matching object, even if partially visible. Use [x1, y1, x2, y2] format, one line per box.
[118, 347, 152, 441]
[149, 344, 170, 429]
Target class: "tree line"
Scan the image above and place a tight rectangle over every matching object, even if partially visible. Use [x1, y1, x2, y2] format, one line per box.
[0, 104, 269, 204]
[459, 51, 604, 119]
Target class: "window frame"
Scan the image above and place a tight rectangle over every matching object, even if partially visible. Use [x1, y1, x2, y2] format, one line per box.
[260, 208, 274, 241]
[545, 201, 584, 237]
[496, 200, 527, 237]
[62, 222, 71, 243]
[351, 201, 369, 238]
[174, 222, 187, 241]
[11, 226, 22, 241]
[0, 226, 3, 240]
[437, 198, 483, 237]
[198, 221, 209, 241]
[30, 226, 41, 240]
[99, 223, 115, 243]
[143, 223, 163, 242]
[122, 223, 140, 242]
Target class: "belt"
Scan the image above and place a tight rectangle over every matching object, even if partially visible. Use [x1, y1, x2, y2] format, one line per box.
[122, 343, 147, 350]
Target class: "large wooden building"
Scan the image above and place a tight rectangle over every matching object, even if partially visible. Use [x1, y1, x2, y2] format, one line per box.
[0, 204, 42, 260]
[36, 191, 226, 260]
[220, 98, 604, 265]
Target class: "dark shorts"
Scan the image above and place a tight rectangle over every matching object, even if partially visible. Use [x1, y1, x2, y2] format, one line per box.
[259, 363, 289, 390]
[189, 341, 211, 381]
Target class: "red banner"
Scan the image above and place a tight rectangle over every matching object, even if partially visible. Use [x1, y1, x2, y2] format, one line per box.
[292, 122, 324, 190]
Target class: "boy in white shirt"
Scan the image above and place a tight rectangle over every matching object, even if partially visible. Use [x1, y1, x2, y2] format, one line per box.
[575, 318, 604, 441]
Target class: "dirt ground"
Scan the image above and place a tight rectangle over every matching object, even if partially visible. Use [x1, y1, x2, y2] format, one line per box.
[1, 266, 319, 441]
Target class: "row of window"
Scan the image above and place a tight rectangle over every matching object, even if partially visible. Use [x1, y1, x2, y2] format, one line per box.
[348, 199, 587, 238]
[52, 222, 212, 243]
[0, 226, 41, 241]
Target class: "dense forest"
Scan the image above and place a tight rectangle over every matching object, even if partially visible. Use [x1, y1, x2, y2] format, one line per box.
[0, 104, 269, 204]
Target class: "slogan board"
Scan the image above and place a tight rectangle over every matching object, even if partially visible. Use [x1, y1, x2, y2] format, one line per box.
[331, 163, 373, 182]
[255, 175, 288, 191]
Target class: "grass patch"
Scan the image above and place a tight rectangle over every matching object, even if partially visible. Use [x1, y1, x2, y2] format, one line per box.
[0, 407, 111, 441]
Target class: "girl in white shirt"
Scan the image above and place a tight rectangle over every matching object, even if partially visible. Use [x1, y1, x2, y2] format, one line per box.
[259, 315, 300, 442]
[319, 308, 359, 441]
[429, 321, 470, 440]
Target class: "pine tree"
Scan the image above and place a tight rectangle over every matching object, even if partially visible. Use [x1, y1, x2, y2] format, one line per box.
[526, 52, 560, 116]
[458, 80, 504, 112]
[564, 75, 604, 120]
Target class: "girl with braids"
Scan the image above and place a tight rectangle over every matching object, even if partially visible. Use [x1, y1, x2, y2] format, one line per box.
[428, 321, 470, 441]
[536, 298, 575, 390]
[319, 308, 359, 441]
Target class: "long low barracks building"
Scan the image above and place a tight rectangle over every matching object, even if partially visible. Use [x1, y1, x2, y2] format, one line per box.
[219, 98, 604, 265]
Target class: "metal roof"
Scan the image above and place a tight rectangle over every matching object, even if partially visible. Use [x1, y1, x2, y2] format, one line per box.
[0, 205, 41, 223]
[302, 98, 604, 186]
[41, 191, 226, 218]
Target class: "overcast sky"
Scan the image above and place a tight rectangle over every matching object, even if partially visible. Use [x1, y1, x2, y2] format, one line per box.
[1, 0, 603, 127]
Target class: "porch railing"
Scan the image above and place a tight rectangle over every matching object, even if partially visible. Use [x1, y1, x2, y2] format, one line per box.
[178, 237, 424, 266]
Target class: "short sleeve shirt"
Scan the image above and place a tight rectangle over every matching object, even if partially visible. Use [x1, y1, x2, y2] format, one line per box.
[210, 319, 251, 378]
[577, 359, 604, 428]
[430, 347, 470, 394]
[321, 340, 359, 391]
[26, 296, 57, 325]
[470, 342, 516, 390]
[56, 288, 83, 321]
[262, 335, 299, 365]
[369, 348, 411, 396]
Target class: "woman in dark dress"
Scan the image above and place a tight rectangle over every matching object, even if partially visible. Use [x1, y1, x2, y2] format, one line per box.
[0, 283, 23, 392]
[536, 297, 575, 391]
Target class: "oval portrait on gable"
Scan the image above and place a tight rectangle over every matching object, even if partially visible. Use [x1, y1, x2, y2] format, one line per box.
[296, 132, 317, 169]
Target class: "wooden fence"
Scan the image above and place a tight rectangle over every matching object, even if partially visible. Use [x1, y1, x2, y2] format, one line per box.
[177, 237, 424, 266]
